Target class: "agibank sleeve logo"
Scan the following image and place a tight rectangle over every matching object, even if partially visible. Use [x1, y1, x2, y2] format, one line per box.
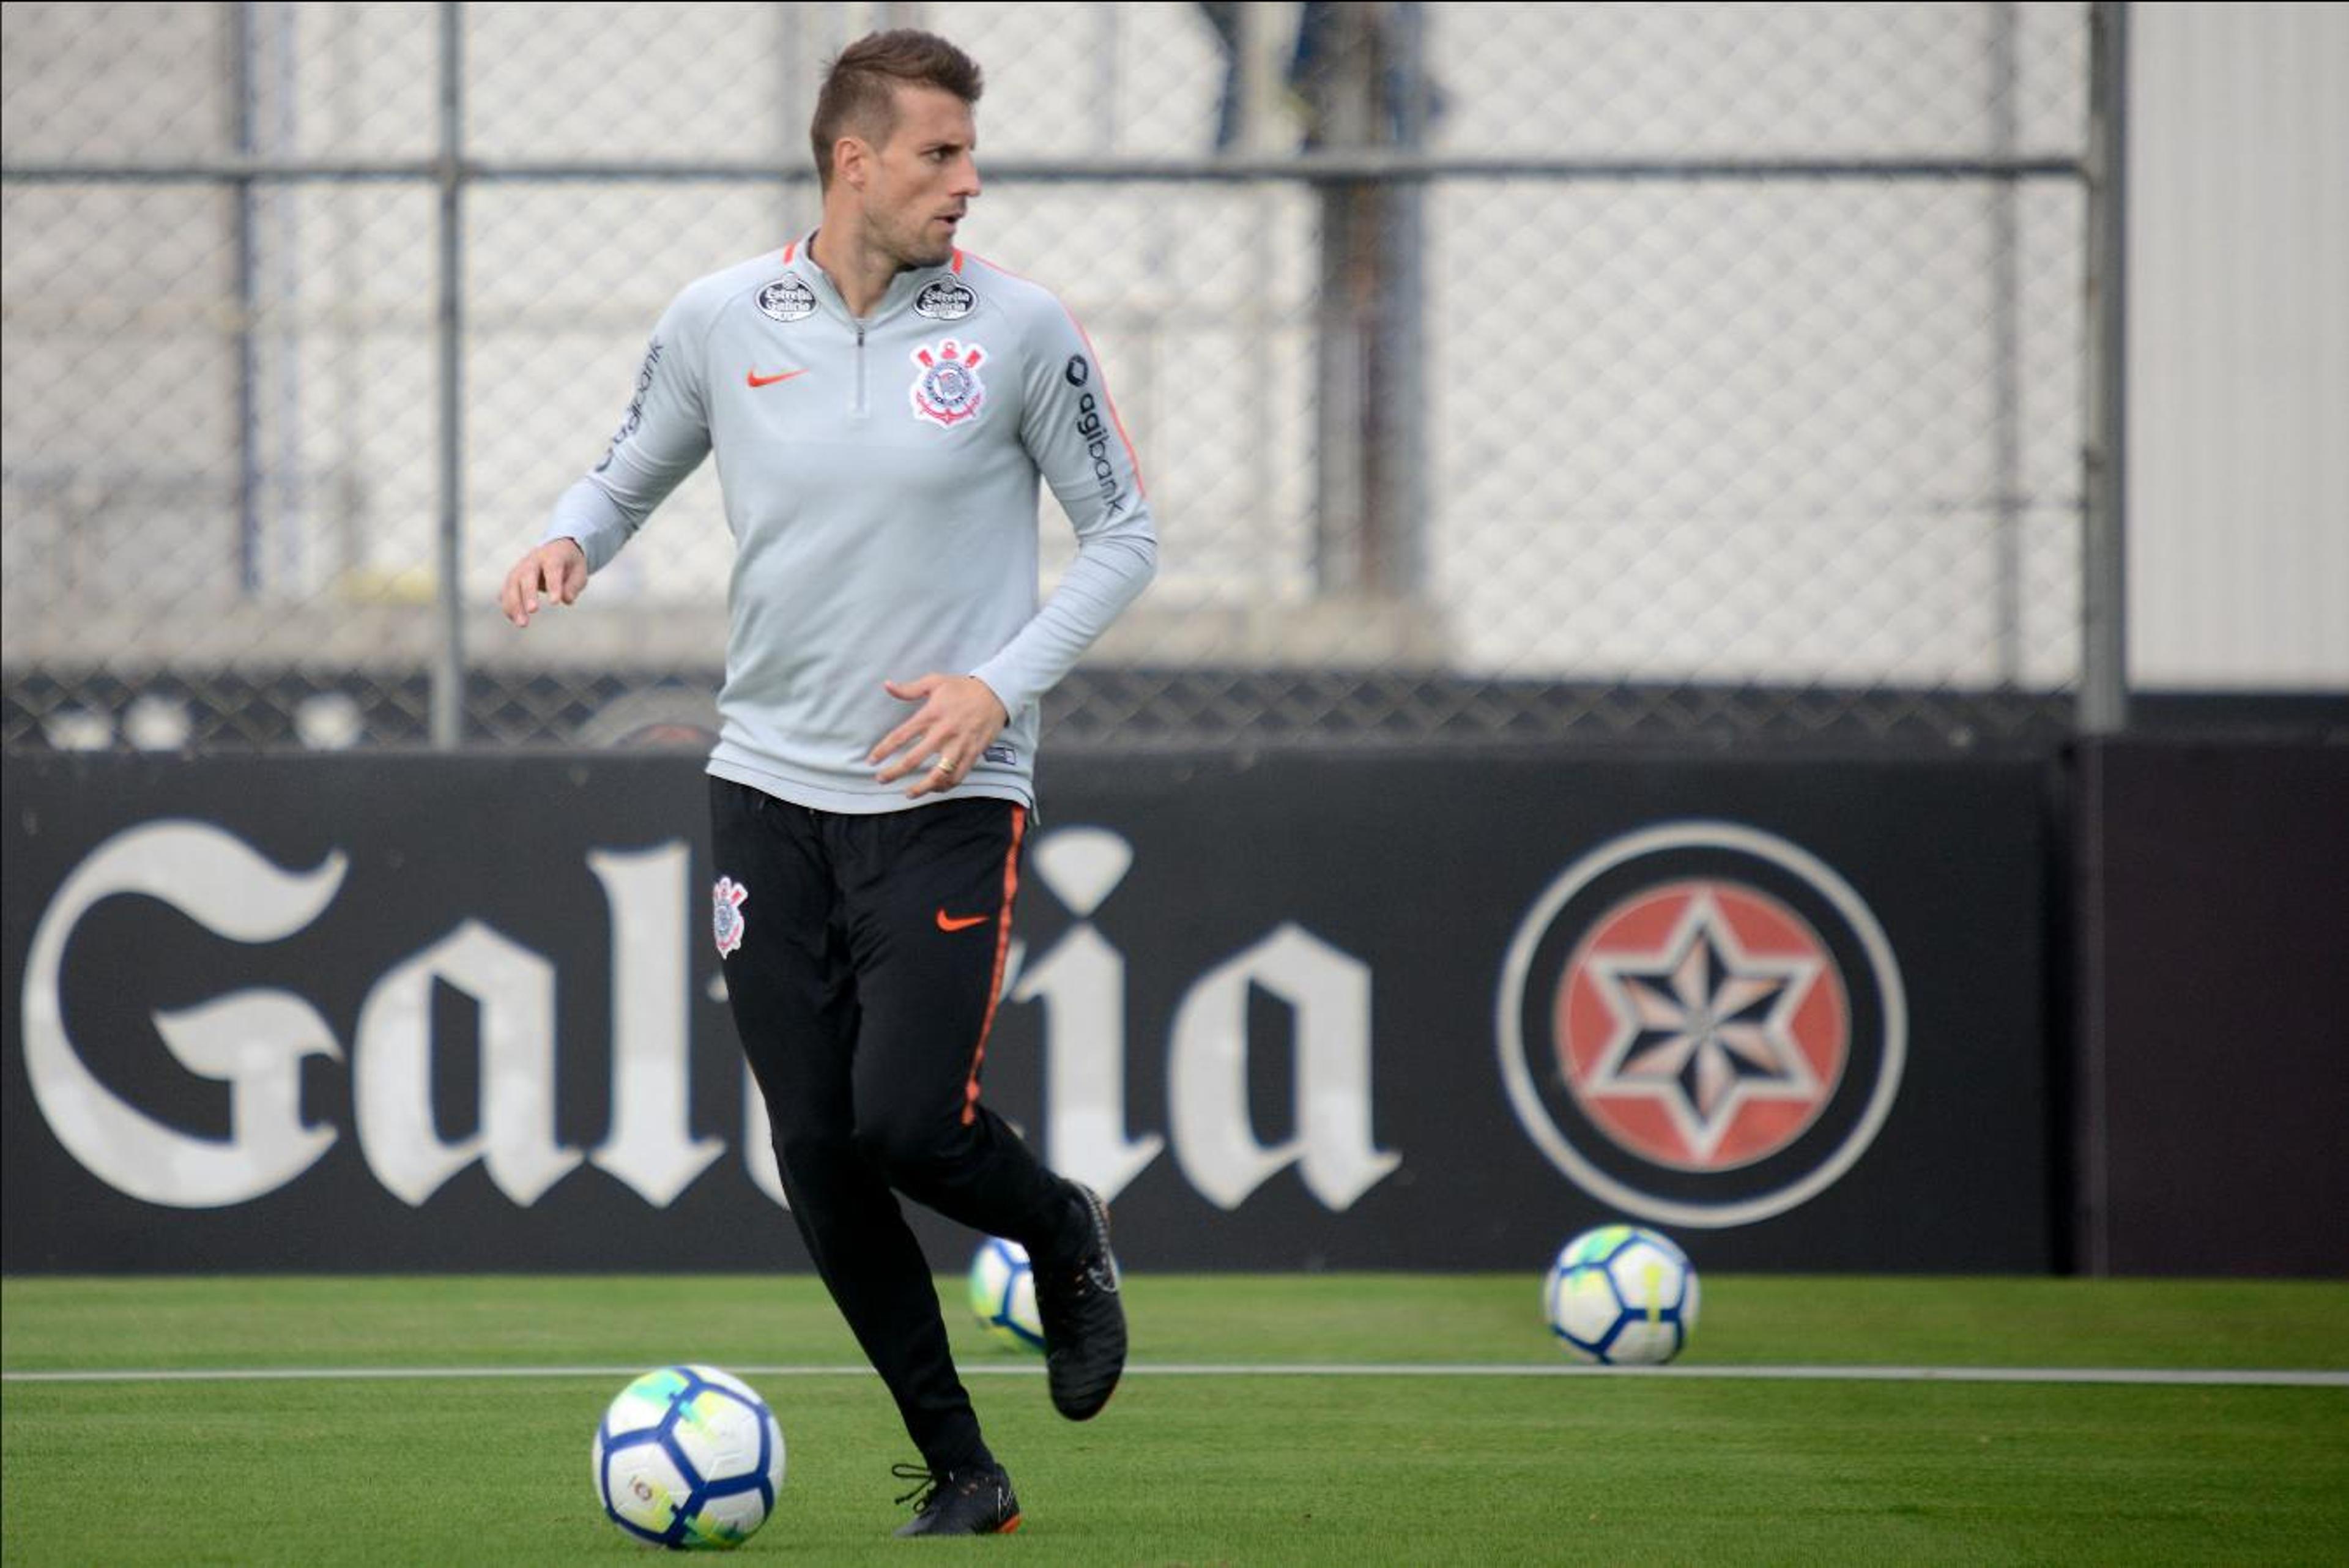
[593, 336, 664, 473]
[909, 339, 986, 428]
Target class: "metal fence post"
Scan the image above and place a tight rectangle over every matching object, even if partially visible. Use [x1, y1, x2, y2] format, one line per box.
[231, 0, 261, 597]
[432, 0, 466, 749]
[1385, 1, 1430, 603]
[2080, 1, 2130, 734]
[1989, 1, 2022, 685]
[1307, 1, 1427, 605]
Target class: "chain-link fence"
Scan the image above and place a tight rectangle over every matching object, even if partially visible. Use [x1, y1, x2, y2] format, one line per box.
[2, 1, 2103, 752]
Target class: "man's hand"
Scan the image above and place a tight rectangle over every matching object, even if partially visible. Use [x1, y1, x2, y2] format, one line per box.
[500, 539, 590, 627]
[870, 674, 1011, 798]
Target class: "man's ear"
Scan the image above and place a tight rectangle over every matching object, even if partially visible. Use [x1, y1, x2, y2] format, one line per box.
[833, 135, 870, 190]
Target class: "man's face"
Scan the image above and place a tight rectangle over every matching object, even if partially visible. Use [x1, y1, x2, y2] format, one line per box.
[858, 84, 981, 269]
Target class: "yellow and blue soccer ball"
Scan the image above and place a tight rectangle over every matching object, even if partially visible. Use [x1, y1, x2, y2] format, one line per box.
[593, 1364, 785, 1549]
[1544, 1224, 1700, 1365]
[968, 1235, 1045, 1353]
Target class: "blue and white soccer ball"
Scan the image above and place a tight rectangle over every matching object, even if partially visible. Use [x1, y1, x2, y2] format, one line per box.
[968, 1236, 1045, 1353]
[593, 1364, 786, 1550]
[1544, 1224, 1701, 1365]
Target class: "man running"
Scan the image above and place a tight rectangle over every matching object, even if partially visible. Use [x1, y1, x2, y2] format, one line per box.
[499, 28, 1153, 1538]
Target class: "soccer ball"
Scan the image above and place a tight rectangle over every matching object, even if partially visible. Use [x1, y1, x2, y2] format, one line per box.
[593, 1364, 785, 1550]
[968, 1236, 1045, 1353]
[1544, 1224, 1700, 1365]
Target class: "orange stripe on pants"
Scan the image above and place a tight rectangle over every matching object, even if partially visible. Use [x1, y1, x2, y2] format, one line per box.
[962, 804, 1026, 1125]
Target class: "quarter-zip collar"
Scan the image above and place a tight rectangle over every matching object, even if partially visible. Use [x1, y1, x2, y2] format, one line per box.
[790, 228, 954, 331]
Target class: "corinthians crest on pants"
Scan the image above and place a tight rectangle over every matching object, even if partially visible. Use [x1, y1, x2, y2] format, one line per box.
[909, 339, 986, 428]
[712, 875, 748, 957]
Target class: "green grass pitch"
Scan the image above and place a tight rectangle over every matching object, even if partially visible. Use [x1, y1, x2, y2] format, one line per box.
[4, 1273, 2345, 1565]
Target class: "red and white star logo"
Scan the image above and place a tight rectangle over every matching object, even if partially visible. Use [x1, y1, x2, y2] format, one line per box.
[1559, 881, 1847, 1171]
[1499, 822, 1907, 1228]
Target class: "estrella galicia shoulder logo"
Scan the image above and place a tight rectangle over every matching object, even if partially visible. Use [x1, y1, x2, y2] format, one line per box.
[1496, 822, 1906, 1228]
[914, 278, 976, 320]
[757, 278, 815, 322]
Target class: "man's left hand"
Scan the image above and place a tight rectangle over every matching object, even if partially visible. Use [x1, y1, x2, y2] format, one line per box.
[870, 674, 1011, 798]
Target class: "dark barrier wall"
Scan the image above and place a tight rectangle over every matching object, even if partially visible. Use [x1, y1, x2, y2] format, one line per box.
[3, 750, 2051, 1274]
[2073, 739, 2349, 1277]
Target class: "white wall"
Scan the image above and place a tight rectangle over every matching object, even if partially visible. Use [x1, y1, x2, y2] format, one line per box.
[2129, 1, 2349, 689]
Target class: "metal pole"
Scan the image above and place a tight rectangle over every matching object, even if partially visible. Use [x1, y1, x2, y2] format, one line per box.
[777, 1, 804, 216]
[231, 0, 261, 596]
[1383, 1, 1429, 602]
[1096, 4, 1120, 157]
[431, 0, 465, 749]
[1990, 2, 2022, 684]
[2081, 1, 2130, 733]
[270, 0, 303, 596]
[1308, 4, 1376, 596]
[2, 152, 2091, 185]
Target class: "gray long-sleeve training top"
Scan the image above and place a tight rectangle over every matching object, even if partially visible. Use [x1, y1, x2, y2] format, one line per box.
[542, 234, 1159, 816]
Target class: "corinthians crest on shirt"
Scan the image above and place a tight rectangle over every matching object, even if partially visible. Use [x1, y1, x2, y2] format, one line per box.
[909, 339, 986, 428]
[1496, 822, 1908, 1228]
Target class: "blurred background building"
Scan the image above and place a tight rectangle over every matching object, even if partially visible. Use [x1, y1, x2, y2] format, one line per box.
[2, 1, 2343, 754]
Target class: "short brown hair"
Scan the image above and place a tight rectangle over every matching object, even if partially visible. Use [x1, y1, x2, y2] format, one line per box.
[810, 31, 984, 191]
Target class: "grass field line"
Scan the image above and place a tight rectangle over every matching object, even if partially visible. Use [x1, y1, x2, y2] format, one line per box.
[7, 1362, 2344, 1388]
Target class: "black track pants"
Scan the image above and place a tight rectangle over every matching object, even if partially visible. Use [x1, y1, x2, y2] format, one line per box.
[710, 777, 1081, 1472]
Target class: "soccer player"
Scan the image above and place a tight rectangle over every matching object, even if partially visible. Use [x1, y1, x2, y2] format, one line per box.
[498, 29, 1152, 1539]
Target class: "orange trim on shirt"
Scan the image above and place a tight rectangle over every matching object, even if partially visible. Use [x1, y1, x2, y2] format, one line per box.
[962, 804, 1027, 1126]
[964, 252, 1150, 498]
[965, 253, 1148, 496]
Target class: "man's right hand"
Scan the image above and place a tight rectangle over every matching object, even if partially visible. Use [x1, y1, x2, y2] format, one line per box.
[500, 538, 589, 627]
